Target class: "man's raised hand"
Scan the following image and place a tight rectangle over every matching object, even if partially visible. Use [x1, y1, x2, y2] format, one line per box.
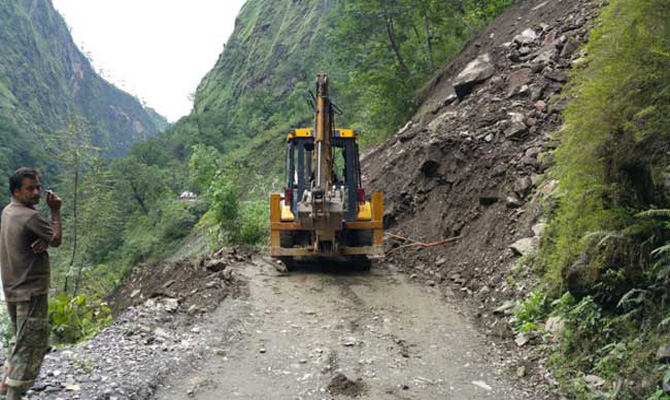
[46, 190, 62, 211]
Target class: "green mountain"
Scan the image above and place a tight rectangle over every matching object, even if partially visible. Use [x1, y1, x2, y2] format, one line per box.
[0, 0, 167, 180]
[186, 0, 340, 174]
[160, 0, 507, 179]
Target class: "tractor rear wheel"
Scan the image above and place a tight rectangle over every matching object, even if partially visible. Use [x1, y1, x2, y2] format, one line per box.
[278, 256, 295, 272]
[346, 256, 372, 272]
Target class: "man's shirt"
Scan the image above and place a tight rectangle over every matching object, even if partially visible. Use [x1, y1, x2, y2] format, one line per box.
[0, 199, 53, 302]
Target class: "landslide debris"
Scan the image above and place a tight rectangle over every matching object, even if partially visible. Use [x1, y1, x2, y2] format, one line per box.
[362, 0, 601, 391]
[19, 248, 250, 400]
[110, 246, 252, 314]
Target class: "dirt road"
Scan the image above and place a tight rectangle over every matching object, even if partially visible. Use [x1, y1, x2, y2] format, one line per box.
[153, 259, 532, 399]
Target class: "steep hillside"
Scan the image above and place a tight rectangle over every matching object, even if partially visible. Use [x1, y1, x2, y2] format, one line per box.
[362, 0, 600, 394]
[364, 0, 594, 278]
[0, 0, 167, 169]
[171, 0, 512, 181]
[364, 0, 670, 397]
[195, 0, 337, 133]
[183, 0, 340, 177]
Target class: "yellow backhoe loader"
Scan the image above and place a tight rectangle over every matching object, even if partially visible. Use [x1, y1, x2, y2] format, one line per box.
[269, 74, 384, 270]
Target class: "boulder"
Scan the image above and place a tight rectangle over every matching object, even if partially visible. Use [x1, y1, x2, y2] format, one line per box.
[532, 44, 558, 66]
[164, 298, 179, 313]
[205, 258, 227, 272]
[453, 53, 495, 100]
[493, 300, 516, 314]
[564, 254, 596, 300]
[444, 92, 458, 106]
[505, 112, 528, 139]
[525, 147, 543, 158]
[532, 223, 547, 237]
[506, 195, 523, 208]
[560, 37, 580, 59]
[584, 375, 606, 388]
[515, 332, 531, 347]
[505, 122, 528, 139]
[506, 69, 533, 97]
[397, 129, 418, 143]
[544, 316, 565, 337]
[544, 70, 567, 83]
[396, 121, 412, 136]
[530, 84, 546, 101]
[513, 29, 538, 46]
[514, 176, 533, 197]
[510, 237, 538, 257]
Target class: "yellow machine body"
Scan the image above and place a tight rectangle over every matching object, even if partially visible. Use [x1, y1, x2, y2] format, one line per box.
[270, 75, 383, 265]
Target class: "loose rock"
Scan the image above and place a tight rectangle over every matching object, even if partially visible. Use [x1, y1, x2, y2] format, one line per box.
[453, 53, 495, 100]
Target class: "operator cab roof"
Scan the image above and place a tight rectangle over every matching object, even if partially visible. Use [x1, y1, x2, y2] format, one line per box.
[287, 128, 360, 141]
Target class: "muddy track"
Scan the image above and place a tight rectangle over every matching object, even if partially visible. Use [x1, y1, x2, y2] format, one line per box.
[152, 259, 537, 399]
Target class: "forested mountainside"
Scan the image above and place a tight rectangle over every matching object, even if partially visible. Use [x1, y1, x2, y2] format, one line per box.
[0, 0, 167, 198]
[152, 0, 511, 176]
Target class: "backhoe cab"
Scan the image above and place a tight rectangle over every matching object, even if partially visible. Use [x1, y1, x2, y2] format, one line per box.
[270, 74, 383, 270]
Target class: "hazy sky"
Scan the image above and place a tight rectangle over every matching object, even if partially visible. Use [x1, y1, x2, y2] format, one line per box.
[53, 0, 247, 122]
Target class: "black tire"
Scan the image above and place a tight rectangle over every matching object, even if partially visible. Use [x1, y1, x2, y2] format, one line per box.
[347, 256, 372, 272]
[279, 256, 295, 272]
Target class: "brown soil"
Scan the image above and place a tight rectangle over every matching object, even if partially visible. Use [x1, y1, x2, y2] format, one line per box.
[327, 372, 366, 397]
[109, 246, 254, 315]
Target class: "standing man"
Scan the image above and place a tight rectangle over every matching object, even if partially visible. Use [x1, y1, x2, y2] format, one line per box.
[0, 168, 61, 399]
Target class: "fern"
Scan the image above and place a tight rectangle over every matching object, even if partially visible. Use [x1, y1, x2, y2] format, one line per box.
[651, 244, 670, 258]
[637, 209, 670, 219]
[658, 315, 670, 330]
[616, 288, 650, 310]
[581, 230, 623, 247]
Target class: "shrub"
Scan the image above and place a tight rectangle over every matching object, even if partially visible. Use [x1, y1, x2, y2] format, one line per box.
[514, 290, 548, 332]
[48, 293, 112, 344]
[238, 199, 269, 246]
[158, 201, 198, 242]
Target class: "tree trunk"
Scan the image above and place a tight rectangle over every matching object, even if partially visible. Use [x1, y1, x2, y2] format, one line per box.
[129, 182, 149, 214]
[423, 10, 434, 70]
[385, 16, 410, 75]
[64, 169, 78, 294]
[73, 262, 83, 296]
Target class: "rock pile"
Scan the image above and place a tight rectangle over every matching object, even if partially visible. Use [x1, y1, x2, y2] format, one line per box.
[362, 0, 602, 393]
[13, 248, 248, 399]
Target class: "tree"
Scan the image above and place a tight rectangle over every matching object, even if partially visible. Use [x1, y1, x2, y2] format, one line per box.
[330, 0, 513, 142]
[74, 157, 124, 295]
[48, 114, 99, 293]
[111, 158, 169, 216]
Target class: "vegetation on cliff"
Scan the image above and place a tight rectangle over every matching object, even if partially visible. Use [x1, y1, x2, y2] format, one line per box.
[0, 0, 166, 205]
[529, 0, 670, 397]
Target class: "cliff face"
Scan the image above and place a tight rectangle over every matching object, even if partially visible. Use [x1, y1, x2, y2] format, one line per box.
[187, 0, 343, 169]
[0, 0, 167, 162]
